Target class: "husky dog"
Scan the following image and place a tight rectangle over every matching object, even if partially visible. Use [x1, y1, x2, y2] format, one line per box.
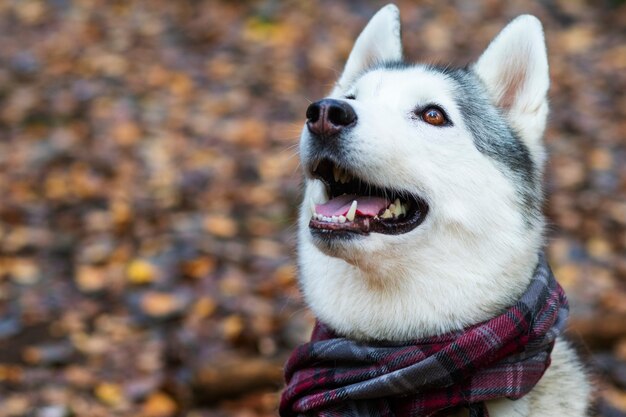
[294, 4, 589, 416]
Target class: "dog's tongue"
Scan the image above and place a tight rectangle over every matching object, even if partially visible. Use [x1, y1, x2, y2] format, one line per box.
[315, 194, 389, 217]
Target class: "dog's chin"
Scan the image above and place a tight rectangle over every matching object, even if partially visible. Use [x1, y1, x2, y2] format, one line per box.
[308, 228, 365, 262]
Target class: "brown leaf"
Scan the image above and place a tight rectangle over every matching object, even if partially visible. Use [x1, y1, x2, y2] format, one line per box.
[141, 392, 178, 417]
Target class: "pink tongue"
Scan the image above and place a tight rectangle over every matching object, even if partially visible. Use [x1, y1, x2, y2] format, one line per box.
[315, 194, 390, 217]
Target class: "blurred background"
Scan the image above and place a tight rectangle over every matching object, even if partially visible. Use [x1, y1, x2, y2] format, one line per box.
[0, 0, 624, 416]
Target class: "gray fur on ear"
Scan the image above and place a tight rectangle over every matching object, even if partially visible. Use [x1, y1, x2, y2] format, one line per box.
[473, 15, 550, 162]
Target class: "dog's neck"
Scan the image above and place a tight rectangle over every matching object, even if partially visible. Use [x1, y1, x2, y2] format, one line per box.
[298, 221, 542, 342]
[282, 255, 567, 416]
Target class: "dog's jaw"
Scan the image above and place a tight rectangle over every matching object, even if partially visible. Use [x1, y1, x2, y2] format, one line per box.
[298, 179, 544, 341]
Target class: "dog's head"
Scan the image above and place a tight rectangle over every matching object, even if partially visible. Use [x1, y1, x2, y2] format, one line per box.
[298, 4, 550, 341]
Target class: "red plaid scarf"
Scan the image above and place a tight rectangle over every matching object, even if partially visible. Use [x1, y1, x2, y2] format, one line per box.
[280, 254, 568, 417]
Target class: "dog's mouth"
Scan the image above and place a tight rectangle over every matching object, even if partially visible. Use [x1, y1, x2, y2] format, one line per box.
[308, 159, 429, 236]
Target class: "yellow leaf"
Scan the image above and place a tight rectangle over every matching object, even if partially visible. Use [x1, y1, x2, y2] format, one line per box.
[127, 259, 157, 285]
[95, 382, 124, 407]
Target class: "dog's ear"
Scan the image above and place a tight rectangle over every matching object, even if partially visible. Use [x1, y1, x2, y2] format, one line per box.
[473, 15, 549, 156]
[334, 4, 402, 93]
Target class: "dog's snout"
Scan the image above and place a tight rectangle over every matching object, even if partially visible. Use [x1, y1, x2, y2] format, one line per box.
[306, 99, 357, 137]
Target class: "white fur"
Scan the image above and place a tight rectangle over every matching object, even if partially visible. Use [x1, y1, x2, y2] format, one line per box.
[335, 4, 402, 92]
[297, 6, 589, 416]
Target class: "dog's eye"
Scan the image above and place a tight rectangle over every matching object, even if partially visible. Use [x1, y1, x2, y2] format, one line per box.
[420, 107, 448, 126]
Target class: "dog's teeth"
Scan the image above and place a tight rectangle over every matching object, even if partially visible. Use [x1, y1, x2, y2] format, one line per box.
[333, 166, 341, 182]
[309, 199, 317, 217]
[392, 199, 403, 217]
[346, 200, 357, 222]
[312, 160, 319, 172]
[311, 180, 329, 204]
[381, 209, 393, 219]
[331, 216, 339, 223]
[322, 188, 328, 203]
[338, 215, 346, 223]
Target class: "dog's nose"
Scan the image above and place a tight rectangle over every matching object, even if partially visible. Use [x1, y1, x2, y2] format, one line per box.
[306, 99, 357, 137]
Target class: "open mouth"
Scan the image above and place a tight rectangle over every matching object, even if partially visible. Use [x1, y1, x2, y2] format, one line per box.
[308, 159, 429, 236]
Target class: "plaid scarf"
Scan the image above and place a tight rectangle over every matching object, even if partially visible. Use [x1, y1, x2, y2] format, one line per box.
[280, 254, 568, 417]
